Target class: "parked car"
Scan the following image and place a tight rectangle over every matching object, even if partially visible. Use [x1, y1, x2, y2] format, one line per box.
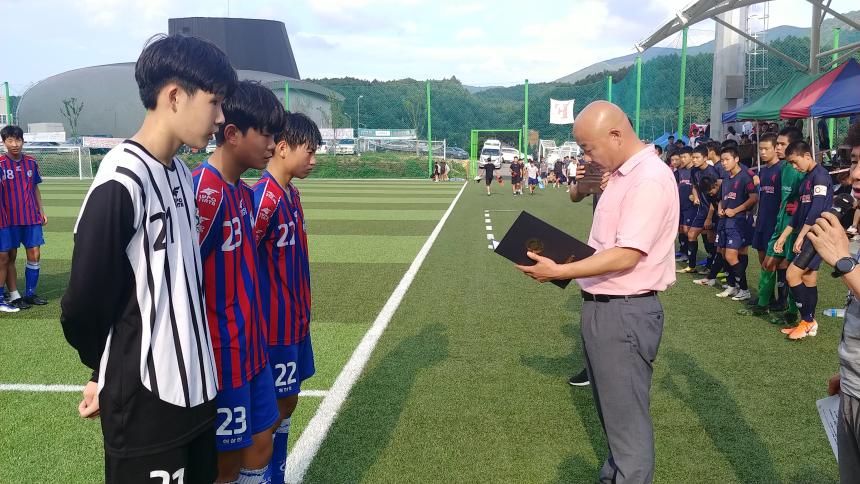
[316, 140, 328, 154]
[335, 138, 356, 155]
[205, 139, 217, 154]
[478, 147, 502, 169]
[500, 147, 520, 163]
[447, 147, 469, 159]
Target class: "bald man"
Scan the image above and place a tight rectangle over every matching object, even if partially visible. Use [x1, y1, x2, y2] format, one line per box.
[517, 101, 678, 483]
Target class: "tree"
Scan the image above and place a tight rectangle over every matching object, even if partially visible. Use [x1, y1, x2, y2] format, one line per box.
[60, 97, 84, 139]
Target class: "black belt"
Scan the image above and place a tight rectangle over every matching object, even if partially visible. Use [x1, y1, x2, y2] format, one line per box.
[581, 290, 657, 303]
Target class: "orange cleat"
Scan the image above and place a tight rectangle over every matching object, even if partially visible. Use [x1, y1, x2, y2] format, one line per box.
[788, 320, 818, 340]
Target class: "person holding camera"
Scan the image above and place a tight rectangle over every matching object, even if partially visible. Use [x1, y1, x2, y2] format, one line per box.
[806, 139, 860, 482]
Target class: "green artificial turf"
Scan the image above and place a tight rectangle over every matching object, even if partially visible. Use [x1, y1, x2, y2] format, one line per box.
[0, 179, 459, 482]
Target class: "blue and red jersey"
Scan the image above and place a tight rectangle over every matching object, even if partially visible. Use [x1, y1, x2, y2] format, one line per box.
[676, 167, 694, 211]
[0, 154, 43, 226]
[754, 160, 783, 234]
[720, 169, 757, 229]
[193, 162, 267, 390]
[793, 163, 833, 231]
[252, 172, 311, 347]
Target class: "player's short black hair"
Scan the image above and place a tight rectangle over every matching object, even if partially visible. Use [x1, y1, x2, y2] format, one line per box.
[720, 139, 739, 149]
[679, 146, 693, 155]
[759, 133, 777, 146]
[274, 111, 323, 151]
[698, 176, 717, 194]
[720, 146, 740, 159]
[0, 125, 24, 141]
[786, 140, 812, 158]
[654, 145, 663, 155]
[135, 34, 238, 110]
[706, 141, 721, 154]
[778, 126, 803, 144]
[693, 145, 708, 158]
[668, 135, 675, 140]
[216, 81, 285, 145]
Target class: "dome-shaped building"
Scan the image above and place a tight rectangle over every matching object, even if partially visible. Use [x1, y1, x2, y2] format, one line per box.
[16, 17, 341, 138]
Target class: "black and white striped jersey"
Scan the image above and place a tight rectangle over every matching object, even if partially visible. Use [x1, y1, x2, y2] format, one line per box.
[62, 140, 218, 456]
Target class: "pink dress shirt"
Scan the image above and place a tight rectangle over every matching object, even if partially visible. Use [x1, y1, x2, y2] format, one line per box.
[577, 145, 680, 295]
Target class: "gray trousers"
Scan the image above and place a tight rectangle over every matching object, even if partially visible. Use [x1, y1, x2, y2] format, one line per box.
[581, 295, 664, 484]
[839, 391, 860, 483]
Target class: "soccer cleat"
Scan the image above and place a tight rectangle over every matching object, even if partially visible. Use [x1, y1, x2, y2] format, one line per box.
[675, 255, 688, 262]
[717, 272, 727, 278]
[731, 289, 751, 301]
[716, 286, 739, 298]
[568, 369, 590, 387]
[0, 301, 19, 313]
[23, 295, 47, 306]
[737, 305, 768, 316]
[693, 278, 716, 286]
[676, 267, 697, 274]
[9, 298, 31, 310]
[696, 267, 711, 275]
[788, 320, 818, 340]
[780, 324, 798, 334]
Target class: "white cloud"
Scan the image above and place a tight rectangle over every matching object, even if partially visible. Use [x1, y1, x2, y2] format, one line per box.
[455, 28, 485, 40]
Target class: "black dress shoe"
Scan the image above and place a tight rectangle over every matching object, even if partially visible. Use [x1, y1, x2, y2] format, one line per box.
[568, 369, 590, 387]
[24, 294, 47, 306]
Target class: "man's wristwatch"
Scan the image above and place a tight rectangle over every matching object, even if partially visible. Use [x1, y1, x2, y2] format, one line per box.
[832, 256, 858, 278]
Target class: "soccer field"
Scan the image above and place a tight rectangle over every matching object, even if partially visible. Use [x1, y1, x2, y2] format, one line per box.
[0, 178, 847, 483]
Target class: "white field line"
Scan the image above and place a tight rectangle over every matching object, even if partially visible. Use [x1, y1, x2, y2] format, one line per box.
[284, 181, 468, 483]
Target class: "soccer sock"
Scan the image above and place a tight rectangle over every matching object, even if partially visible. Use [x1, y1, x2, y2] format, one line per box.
[786, 286, 799, 316]
[757, 270, 776, 307]
[678, 234, 688, 256]
[776, 269, 788, 306]
[726, 263, 737, 288]
[0, 284, 5, 303]
[687, 240, 699, 269]
[806, 283, 819, 322]
[25, 262, 39, 297]
[789, 283, 810, 321]
[237, 466, 269, 484]
[737, 255, 749, 290]
[9, 290, 20, 301]
[708, 254, 725, 280]
[271, 417, 291, 484]
[731, 263, 748, 291]
[703, 240, 716, 266]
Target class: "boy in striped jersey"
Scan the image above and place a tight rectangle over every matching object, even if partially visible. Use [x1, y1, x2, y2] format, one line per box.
[194, 80, 285, 484]
[0, 124, 47, 308]
[62, 34, 237, 484]
[252, 112, 320, 483]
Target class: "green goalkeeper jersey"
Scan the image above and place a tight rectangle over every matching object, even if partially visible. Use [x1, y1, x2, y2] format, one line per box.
[774, 161, 805, 232]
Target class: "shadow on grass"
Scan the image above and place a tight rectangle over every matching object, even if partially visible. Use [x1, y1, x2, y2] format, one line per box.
[520, 323, 581, 378]
[303, 324, 449, 483]
[660, 349, 779, 483]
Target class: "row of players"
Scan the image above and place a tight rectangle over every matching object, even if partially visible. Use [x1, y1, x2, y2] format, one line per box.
[670, 128, 846, 340]
[59, 35, 318, 484]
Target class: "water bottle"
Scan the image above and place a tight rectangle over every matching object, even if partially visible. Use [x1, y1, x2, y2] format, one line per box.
[822, 308, 846, 318]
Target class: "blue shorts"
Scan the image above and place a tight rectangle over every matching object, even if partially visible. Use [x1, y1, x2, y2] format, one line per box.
[680, 207, 697, 227]
[690, 206, 709, 229]
[528, 177, 538, 186]
[0, 227, 12, 252]
[268, 335, 316, 398]
[717, 226, 749, 250]
[9, 224, 44, 249]
[751, 226, 776, 251]
[214, 364, 279, 452]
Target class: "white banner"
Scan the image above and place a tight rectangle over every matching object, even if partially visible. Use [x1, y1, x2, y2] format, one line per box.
[82, 136, 125, 149]
[24, 131, 66, 142]
[550, 99, 575, 125]
[319, 128, 355, 140]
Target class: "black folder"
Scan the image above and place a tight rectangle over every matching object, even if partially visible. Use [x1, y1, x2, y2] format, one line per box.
[494, 211, 596, 288]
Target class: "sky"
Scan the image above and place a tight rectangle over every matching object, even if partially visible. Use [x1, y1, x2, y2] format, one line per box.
[3, 0, 856, 94]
